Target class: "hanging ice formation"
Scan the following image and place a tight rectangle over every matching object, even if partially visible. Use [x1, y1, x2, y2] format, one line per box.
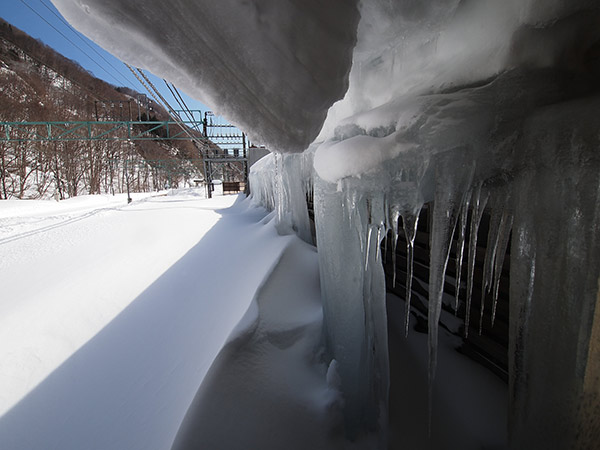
[250, 151, 314, 245]
[51, 0, 600, 448]
[250, 43, 600, 450]
[247, 1, 600, 447]
[251, 70, 600, 449]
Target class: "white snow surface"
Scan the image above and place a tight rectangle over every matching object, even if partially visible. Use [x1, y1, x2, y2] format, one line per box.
[0, 191, 293, 449]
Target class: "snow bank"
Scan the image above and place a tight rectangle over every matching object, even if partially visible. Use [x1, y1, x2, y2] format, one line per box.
[170, 237, 339, 450]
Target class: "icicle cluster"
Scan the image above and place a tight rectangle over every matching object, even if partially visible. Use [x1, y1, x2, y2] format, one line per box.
[249, 150, 313, 244]
[250, 68, 600, 449]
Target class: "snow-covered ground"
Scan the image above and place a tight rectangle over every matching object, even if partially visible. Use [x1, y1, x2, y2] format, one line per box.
[0, 189, 295, 449]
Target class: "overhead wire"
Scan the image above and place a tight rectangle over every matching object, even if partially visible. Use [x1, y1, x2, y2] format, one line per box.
[37, 0, 136, 90]
[163, 80, 203, 134]
[124, 63, 165, 112]
[163, 81, 193, 121]
[171, 84, 194, 114]
[125, 63, 207, 155]
[132, 66, 180, 120]
[171, 84, 208, 136]
[19, 0, 129, 89]
[170, 82, 246, 152]
[162, 81, 191, 122]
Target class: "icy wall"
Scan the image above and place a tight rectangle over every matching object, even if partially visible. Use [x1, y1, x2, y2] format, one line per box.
[53, 0, 600, 448]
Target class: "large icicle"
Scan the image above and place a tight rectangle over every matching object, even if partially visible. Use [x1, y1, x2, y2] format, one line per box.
[492, 211, 513, 326]
[389, 208, 400, 288]
[275, 152, 313, 244]
[248, 153, 277, 211]
[401, 208, 420, 337]
[314, 175, 389, 446]
[464, 184, 489, 338]
[454, 192, 471, 314]
[362, 193, 389, 445]
[250, 152, 313, 244]
[479, 195, 504, 334]
[427, 151, 474, 430]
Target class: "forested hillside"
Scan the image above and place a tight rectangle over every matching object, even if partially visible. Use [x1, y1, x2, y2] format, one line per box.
[0, 18, 207, 199]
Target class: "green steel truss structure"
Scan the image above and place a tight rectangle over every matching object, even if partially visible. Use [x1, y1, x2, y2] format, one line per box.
[0, 119, 204, 143]
[0, 110, 250, 198]
[0, 110, 246, 146]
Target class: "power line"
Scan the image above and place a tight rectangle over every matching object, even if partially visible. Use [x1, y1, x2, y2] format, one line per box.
[37, 0, 136, 90]
[172, 84, 204, 132]
[124, 63, 165, 112]
[124, 64, 184, 129]
[163, 80, 202, 133]
[125, 65, 212, 183]
[135, 67, 180, 120]
[19, 0, 128, 88]
[163, 81, 190, 120]
[170, 83, 195, 117]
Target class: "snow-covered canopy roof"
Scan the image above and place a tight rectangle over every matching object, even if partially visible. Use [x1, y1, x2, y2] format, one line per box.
[51, 0, 360, 152]
[52, 0, 599, 158]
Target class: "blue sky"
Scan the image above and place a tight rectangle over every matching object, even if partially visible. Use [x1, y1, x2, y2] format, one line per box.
[1, 0, 209, 118]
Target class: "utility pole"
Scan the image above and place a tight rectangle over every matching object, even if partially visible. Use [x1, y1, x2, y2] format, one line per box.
[124, 157, 132, 203]
[125, 141, 132, 203]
